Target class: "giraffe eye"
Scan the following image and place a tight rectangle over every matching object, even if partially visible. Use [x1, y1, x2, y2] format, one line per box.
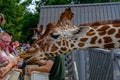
[73, 28, 82, 35]
[50, 33, 60, 39]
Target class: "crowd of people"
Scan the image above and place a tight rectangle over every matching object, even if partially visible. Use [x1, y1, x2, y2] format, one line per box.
[0, 32, 22, 78]
[0, 13, 65, 80]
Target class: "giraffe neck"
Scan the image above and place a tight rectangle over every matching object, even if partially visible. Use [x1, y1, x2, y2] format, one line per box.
[42, 23, 120, 58]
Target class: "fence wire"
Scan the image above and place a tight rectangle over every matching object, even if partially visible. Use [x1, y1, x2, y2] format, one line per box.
[65, 49, 120, 80]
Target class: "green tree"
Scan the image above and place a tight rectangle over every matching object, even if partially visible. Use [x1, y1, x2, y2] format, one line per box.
[0, 0, 34, 43]
[22, 12, 39, 43]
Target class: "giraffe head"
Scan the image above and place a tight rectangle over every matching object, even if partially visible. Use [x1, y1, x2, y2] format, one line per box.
[19, 23, 89, 60]
[19, 7, 88, 60]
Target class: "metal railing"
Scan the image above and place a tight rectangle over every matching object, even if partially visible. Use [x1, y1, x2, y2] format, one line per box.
[65, 49, 120, 80]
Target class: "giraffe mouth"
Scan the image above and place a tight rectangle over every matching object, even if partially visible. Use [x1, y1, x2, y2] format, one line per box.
[19, 51, 32, 59]
[19, 47, 39, 59]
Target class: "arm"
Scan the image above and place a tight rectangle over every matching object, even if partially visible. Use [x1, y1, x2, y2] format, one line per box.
[35, 60, 47, 65]
[0, 60, 14, 78]
[27, 60, 54, 74]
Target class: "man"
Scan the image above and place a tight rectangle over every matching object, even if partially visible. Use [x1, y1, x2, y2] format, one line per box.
[0, 32, 16, 78]
[27, 54, 65, 80]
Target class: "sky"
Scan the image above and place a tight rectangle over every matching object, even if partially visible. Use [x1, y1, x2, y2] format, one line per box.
[20, 0, 40, 13]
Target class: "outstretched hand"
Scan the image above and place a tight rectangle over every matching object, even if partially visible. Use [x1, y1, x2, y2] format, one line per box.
[0, 66, 10, 78]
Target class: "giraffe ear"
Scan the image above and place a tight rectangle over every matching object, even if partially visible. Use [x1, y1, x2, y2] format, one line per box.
[73, 26, 89, 37]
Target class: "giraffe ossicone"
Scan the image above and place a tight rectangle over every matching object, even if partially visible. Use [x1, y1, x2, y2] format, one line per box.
[19, 7, 120, 64]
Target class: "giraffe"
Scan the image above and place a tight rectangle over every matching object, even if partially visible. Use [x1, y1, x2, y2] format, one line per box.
[32, 24, 44, 39]
[19, 7, 120, 64]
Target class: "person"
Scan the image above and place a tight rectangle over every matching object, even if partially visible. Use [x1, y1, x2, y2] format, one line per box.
[27, 54, 65, 80]
[21, 42, 31, 51]
[0, 14, 15, 55]
[0, 32, 19, 78]
[6, 31, 15, 54]
[0, 13, 5, 33]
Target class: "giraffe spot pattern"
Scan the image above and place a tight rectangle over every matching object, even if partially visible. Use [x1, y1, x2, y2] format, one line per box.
[104, 43, 114, 48]
[115, 34, 120, 38]
[59, 51, 63, 54]
[49, 53, 55, 57]
[60, 47, 67, 52]
[78, 43, 85, 47]
[117, 29, 120, 34]
[90, 22, 101, 27]
[46, 46, 50, 52]
[118, 40, 120, 44]
[54, 52, 60, 55]
[80, 38, 88, 42]
[45, 53, 50, 57]
[63, 40, 66, 46]
[89, 29, 94, 32]
[90, 26, 98, 29]
[90, 36, 97, 44]
[107, 28, 116, 35]
[97, 25, 109, 31]
[57, 41, 61, 46]
[98, 31, 106, 36]
[42, 46, 46, 52]
[74, 37, 78, 40]
[71, 43, 74, 48]
[98, 39, 102, 43]
[66, 41, 69, 47]
[113, 23, 120, 27]
[114, 29, 120, 38]
[103, 36, 112, 43]
[38, 42, 42, 46]
[51, 44, 58, 52]
[50, 52, 60, 56]
[86, 29, 95, 36]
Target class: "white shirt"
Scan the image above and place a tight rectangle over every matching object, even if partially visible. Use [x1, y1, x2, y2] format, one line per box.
[1, 51, 15, 61]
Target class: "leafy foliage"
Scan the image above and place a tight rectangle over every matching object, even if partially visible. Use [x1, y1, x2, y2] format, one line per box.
[22, 12, 39, 43]
[0, 0, 38, 43]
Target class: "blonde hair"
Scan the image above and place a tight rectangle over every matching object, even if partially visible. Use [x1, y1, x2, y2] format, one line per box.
[0, 13, 6, 26]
